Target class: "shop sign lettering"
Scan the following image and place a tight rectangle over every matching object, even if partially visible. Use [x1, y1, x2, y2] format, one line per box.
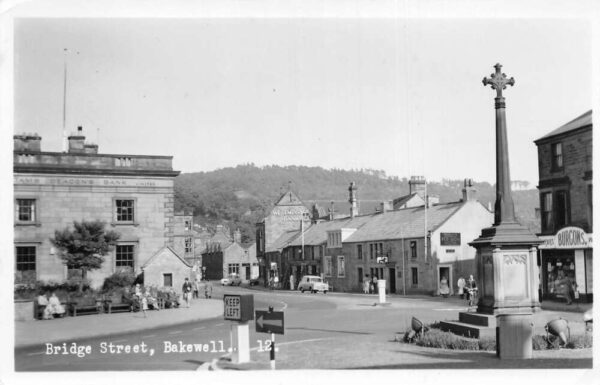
[539, 227, 592, 249]
[271, 207, 309, 222]
[14, 176, 157, 187]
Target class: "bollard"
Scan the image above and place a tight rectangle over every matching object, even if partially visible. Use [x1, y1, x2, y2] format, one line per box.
[496, 312, 533, 359]
[377, 280, 387, 304]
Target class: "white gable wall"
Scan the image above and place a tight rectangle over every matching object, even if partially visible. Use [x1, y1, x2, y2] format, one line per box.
[143, 248, 192, 291]
[431, 201, 493, 294]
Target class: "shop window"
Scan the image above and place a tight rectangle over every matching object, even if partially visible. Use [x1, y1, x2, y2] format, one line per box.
[357, 244, 363, 260]
[541, 192, 553, 232]
[15, 199, 36, 223]
[228, 264, 240, 275]
[551, 142, 563, 170]
[411, 267, 418, 286]
[116, 245, 135, 270]
[358, 267, 363, 283]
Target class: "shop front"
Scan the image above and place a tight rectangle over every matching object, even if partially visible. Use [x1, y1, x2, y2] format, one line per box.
[538, 226, 593, 303]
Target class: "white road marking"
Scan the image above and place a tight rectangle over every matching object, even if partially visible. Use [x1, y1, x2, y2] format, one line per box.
[192, 327, 206, 331]
[432, 308, 468, 311]
[215, 323, 224, 326]
[142, 334, 156, 338]
[168, 330, 182, 335]
[112, 339, 127, 343]
[27, 352, 45, 356]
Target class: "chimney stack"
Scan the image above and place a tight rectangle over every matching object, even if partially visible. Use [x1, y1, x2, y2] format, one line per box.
[409, 176, 426, 197]
[14, 133, 42, 152]
[348, 182, 358, 218]
[68, 126, 86, 153]
[379, 201, 392, 213]
[462, 178, 477, 202]
[233, 228, 242, 244]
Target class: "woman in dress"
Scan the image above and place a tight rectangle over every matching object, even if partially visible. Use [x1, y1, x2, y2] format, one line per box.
[439, 276, 450, 297]
[47, 292, 65, 318]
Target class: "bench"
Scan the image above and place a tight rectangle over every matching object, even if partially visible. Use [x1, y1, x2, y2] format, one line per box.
[68, 296, 103, 316]
[103, 294, 132, 314]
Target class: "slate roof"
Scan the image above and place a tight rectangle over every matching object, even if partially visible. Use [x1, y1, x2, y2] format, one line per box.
[306, 199, 387, 218]
[266, 230, 301, 253]
[142, 246, 192, 268]
[344, 202, 464, 243]
[392, 192, 422, 207]
[288, 214, 376, 247]
[535, 110, 592, 143]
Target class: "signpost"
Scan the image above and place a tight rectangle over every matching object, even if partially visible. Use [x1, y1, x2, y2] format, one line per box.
[255, 308, 284, 369]
[223, 294, 254, 363]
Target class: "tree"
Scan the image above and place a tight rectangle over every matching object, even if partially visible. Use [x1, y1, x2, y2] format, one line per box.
[51, 220, 120, 292]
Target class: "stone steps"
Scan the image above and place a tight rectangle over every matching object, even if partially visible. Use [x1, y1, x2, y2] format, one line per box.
[439, 320, 496, 339]
[439, 311, 496, 339]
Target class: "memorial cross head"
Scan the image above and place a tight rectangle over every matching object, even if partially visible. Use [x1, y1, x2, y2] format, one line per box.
[482, 63, 515, 98]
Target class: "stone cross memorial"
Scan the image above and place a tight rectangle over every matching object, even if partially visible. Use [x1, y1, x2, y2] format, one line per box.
[469, 63, 542, 315]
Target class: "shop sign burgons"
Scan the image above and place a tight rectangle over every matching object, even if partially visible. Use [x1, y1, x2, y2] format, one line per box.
[223, 294, 254, 322]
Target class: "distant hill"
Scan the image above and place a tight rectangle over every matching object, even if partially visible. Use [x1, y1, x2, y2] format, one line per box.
[174, 164, 540, 243]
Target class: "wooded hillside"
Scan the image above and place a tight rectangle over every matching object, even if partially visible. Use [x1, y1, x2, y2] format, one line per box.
[174, 164, 540, 243]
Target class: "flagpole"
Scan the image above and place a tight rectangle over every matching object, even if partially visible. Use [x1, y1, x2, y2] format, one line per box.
[62, 48, 68, 152]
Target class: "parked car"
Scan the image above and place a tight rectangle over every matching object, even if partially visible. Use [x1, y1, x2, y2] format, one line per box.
[249, 277, 263, 286]
[297, 275, 329, 294]
[221, 274, 242, 286]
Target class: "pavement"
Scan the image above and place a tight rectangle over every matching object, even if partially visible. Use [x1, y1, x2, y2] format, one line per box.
[14, 297, 224, 349]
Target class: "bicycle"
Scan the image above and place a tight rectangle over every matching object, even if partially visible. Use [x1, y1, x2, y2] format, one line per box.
[467, 288, 478, 310]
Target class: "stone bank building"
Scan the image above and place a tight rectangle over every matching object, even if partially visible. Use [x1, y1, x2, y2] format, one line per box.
[534, 110, 593, 302]
[13, 129, 188, 289]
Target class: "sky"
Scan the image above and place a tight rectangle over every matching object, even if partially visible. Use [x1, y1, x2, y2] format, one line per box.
[11, 10, 594, 187]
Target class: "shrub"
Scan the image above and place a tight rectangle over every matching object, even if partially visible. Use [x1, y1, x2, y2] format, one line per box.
[406, 330, 591, 351]
[416, 328, 480, 350]
[478, 337, 497, 351]
[102, 271, 136, 292]
[566, 334, 593, 349]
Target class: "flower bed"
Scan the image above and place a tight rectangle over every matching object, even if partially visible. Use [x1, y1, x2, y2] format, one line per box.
[399, 323, 592, 351]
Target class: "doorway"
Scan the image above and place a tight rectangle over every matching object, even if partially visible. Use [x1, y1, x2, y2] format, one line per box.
[245, 264, 251, 280]
[388, 268, 396, 293]
[438, 265, 452, 295]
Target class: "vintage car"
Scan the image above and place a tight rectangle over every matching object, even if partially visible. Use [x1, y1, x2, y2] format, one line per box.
[297, 275, 329, 294]
[220, 274, 242, 286]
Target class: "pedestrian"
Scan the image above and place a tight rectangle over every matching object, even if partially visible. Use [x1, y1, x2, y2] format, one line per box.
[457, 276, 466, 299]
[289, 274, 295, 291]
[204, 279, 213, 299]
[373, 275, 378, 293]
[363, 275, 370, 294]
[562, 274, 576, 305]
[439, 275, 450, 297]
[192, 279, 199, 299]
[467, 275, 478, 308]
[182, 277, 193, 308]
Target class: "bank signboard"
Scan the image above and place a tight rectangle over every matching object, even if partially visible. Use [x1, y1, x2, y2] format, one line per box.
[538, 226, 593, 249]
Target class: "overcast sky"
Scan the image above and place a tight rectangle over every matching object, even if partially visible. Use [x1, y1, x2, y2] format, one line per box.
[13, 14, 593, 185]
